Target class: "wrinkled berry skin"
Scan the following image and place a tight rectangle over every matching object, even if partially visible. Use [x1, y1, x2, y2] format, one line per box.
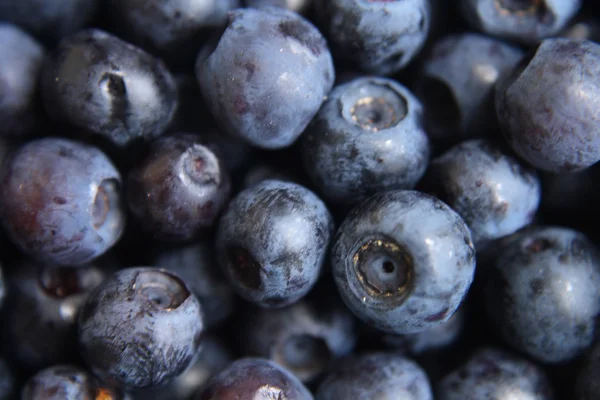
[496, 38, 600, 173]
[196, 7, 334, 149]
[244, 0, 312, 13]
[301, 77, 430, 206]
[41, 29, 178, 147]
[196, 357, 313, 400]
[108, 0, 239, 62]
[0, 358, 14, 400]
[127, 134, 231, 241]
[332, 190, 475, 334]
[240, 297, 357, 382]
[576, 342, 600, 400]
[0, 138, 125, 266]
[483, 227, 600, 363]
[21, 365, 122, 400]
[381, 305, 465, 354]
[217, 180, 334, 308]
[0, 23, 45, 137]
[316, 0, 431, 75]
[1, 261, 105, 371]
[421, 139, 540, 247]
[153, 243, 235, 328]
[78, 267, 204, 389]
[460, 0, 582, 45]
[0, 0, 98, 44]
[437, 347, 555, 400]
[316, 352, 433, 400]
[416, 33, 523, 140]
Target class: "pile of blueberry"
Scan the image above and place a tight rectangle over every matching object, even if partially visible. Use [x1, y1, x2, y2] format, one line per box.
[2, 0, 600, 399]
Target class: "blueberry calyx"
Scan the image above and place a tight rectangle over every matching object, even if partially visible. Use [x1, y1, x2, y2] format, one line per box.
[134, 270, 190, 311]
[352, 237, 413, 299]
[91, 179, 120, 230]
[179, 145, 221, 187]
[38, 266, 103, 299]
[495, 0, 552, 24]
[342, 82, 408, 132]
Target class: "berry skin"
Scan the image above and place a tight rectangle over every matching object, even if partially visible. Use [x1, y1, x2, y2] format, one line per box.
[78, 267, 204, 389]
[244, 0, 313, 13]
[421, 139, 541, 247]
[437, 347, 555, 400]
[316, 352, 433, 400]
[0, 0, 99, 44]
[0, 138, 125, 266]
[196, 7, 334, 149]
[216, 180, 334, 308]
[301, 76, 430, 206]
[1, 261, 105, 371]
[316, 0, 431, 75]
[495, 38, 600, 172]
[483, 226, 600, 363]
[416, 33, 523, 141]
[0, 23, 45, 137]
[133, 335, 233, 400]
[239, 295, 357, 382]
[107, 0, 239, 63]
[331, 190, 475, 334]
[21, 365, 123, 400]
[153, 243, 235, 328]
[196, 357, 313, 400]
[41, 29, 178, 147]
[127, 134, 231, 241]
[460, 0, 582, 45]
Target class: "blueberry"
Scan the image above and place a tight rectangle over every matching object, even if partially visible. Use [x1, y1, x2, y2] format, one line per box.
[21, 364, 123, 400]
[331, 190, 475, 334]
[196, 357, 313, 400]
[300, 76, 430, 206]
[421, 139, 540, 247]
[495, 38, 600, 172]
[153, 243, 235, 328]
[483, 226, 600, 363]
[244, 0, 312, 13]
[216, 180, 334, 308]
[240, 296, 357, 381]
[0, 0, 99, 44]
[127, 134, 231, 241]
[316, 352, 433, 400]
[41, 29, 178, 147]
[381, 305, 465, 354]
[315, 0, 431, 75]
[133, 335, 233, 400]
[0, 23, 45, 137]
[576, 341, 600, 400]
[0, 358, 14, 400]
[196, 7, 334, 149]
[108, 0, 239, 63]
[460, 0, 582, 44]
[78, 267, 204, 388]
[437, 347, 555, 400]
[0, 138, 125, 266]
[415, 33, 523, 141]
[1, 261, 105, 371]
